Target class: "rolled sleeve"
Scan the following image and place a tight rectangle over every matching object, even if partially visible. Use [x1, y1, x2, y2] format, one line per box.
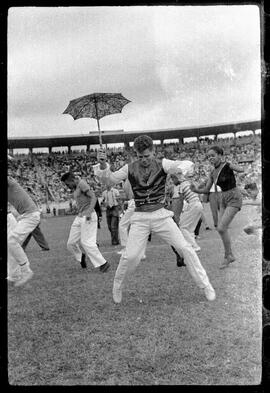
[93, 163, 128, 185]
[162, 158, 194, 176]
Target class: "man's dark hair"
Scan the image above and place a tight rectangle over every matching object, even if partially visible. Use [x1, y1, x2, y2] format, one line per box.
[133, 135, 154, 153]
[244, 182, 258, 191]
[208, 145, 224, 156]
[61, 172, 75, 182]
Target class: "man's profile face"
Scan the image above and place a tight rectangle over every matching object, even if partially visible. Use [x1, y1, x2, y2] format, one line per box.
[63, 179, 75, 190]
[249, 188, 259, 200]
[136, 148, 154, 168]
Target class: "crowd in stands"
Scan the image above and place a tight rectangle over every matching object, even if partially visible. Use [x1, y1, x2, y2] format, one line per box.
[8, 133, 261, 211]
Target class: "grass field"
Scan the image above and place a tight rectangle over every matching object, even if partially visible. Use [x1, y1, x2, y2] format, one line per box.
[7, 204, 262, 385]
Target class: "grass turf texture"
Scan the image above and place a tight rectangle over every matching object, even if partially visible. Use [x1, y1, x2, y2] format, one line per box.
[8, 205, 261, 385]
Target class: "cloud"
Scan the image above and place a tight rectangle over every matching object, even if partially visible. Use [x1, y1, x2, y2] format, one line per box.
[8, 6, 261, 137]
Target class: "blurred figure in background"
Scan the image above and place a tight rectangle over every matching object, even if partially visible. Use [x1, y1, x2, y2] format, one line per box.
[101, 185, 121, 245]
[8, 177, 41, 286]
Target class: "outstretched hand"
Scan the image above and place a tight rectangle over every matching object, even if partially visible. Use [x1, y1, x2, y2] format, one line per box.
[97, 148, 107, 166]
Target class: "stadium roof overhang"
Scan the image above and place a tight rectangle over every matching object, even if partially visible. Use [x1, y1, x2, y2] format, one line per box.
[8, 120, 261, 150]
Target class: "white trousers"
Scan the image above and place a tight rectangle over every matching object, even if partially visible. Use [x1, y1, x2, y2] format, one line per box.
[119, 199, 136, 247]
[8, 211, 41, 276]
[113, 207, 211, 292]
[8, 213, 18, 277]
[67, 212, 106, 268]
[179, 201, 203, 249]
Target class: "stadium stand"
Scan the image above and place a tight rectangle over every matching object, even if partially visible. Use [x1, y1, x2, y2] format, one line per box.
[7, 132, 261, 214]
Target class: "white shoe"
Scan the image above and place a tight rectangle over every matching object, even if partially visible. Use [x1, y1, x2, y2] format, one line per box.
[194, 246, 201, 252]
[141, 255, 146, 260]
[14, 268, 33, 287]
[7, 267, 22, 282]
[113, 286, 122, 303]
[204, 284, 216, 301]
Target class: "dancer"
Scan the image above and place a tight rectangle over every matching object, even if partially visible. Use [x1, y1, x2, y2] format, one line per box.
[61, 172, 110, 272]
[94, 135, 216, 303]
[8, 177, 41, 285]
[7, 206, 21, 281]
[190, 145, 244, 269]
[171, 172, 203, 252]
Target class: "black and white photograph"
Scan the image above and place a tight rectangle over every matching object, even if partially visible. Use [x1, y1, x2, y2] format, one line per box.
[7, 5, 262, 385]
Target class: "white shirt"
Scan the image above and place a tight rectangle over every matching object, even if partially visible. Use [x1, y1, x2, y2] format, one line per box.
[93, 159, 194, 185]
[210, 184, 221, 192]
[179, 180, 201, 204]
[123, 179, 134, 200]
[102, 188, 120, 208]
[172, 184, 181, 198]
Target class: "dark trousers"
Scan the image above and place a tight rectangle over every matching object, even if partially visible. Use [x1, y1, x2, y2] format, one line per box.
[106, 206, 120, 245]
[194, 218, 202, 236]
[22, 224, 49, 250]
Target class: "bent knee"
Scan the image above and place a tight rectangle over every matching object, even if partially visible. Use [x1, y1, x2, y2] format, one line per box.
[81, 241, 97, 251]
[8, 233, 19, 245]
[217, 226, 226, 234]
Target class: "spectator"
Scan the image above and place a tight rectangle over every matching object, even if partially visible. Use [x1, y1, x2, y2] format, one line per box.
[101, 185, 121, 245]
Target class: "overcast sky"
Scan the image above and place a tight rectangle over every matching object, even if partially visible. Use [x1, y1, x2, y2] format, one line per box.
[8, 5, 261, 138]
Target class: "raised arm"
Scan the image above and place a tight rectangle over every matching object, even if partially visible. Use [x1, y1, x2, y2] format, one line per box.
[162, 158, 195, 176]
[242, 199, 261, 206]
[92, 150, 128, 186]
[229, 163, 245, 173]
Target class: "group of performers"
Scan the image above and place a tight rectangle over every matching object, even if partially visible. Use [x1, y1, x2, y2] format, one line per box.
[8, 135, 261, 304]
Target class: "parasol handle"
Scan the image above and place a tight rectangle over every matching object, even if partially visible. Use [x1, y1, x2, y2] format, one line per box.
[96, 117, 103, 147]
[93, 96, 103, 147]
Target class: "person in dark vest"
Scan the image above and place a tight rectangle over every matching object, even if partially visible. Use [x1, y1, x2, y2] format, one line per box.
[94, 135, 216, 304]
[190, 145, 245, 269]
